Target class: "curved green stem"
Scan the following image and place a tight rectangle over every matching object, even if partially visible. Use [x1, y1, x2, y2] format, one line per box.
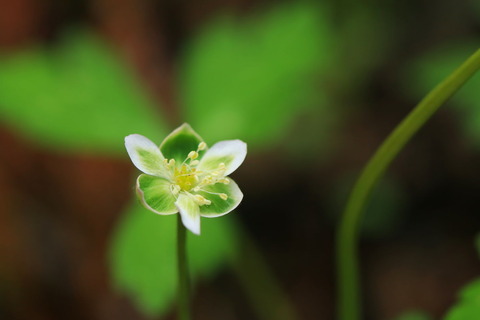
[177, 215, 191, 320]
[336, 49, 480, 320]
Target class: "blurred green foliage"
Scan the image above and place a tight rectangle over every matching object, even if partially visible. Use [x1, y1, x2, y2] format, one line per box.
[111, 202, 239, 316]
[335, 4, 394, 94]
[442, 235, 480, 319]
[0, 31, 167, 154]
[444, 278, 480, 320]
[112, 2, 338, 315]
[0, 1, 341, 317]
[405, 41, 480, 148]
[180, 2, 334, 148]
[393, 311, 433, 320]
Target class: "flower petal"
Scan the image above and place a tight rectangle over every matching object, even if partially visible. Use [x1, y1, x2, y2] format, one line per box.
[160, 123, 205, 163]
[197, 140, 247, 176]
[197, 179, 243, 218]
[136, 174, 178, 215]
[175, 193, 201, 235]
[125, 134, 169, 177]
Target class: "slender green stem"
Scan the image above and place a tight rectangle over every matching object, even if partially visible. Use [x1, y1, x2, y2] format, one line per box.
[336, 49, 480, 320]
[177, 215, 191, 320]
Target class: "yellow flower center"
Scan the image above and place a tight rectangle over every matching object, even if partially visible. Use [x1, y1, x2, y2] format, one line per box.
[163, 142, 231, 204]
[174, 165, 198, 191]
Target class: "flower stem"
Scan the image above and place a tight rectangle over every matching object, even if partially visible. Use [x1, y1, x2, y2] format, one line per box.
[336, 48, 480, 320]
[177, 215, 191, 320]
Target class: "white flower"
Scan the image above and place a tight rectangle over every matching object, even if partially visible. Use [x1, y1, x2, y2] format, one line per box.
[125, 123, 247, 235]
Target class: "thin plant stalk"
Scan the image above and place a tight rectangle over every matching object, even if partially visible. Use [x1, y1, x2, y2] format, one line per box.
[336, 49, 480, 320]
[177, 215, 191, 320]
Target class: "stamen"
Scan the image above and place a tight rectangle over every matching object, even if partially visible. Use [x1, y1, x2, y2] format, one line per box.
[173, 160, 203, 191]
[188, 151, 199, 160]
[219, 193, 228, 200]
[218, 178, 230, 184]
[210, 163, 227, 176]
[168, 159, 176, 166]
[190, 160, 200, 166]
[198, 142, 207, 151]
[201, 176, 214, 185]
[196, 188, 228, 201]
[193, 194, 211, 205]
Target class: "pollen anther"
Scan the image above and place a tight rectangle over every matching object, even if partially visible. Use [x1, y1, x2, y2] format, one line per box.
[188, 151, 199, 160]
[198, 142, 207, 150]
[201, 176, 213, 185]
[219, 193, 228, 200]
[194, 194, 211, 205]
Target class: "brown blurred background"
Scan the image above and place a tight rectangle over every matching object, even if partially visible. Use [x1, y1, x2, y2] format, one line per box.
[1, 0, 480, 319]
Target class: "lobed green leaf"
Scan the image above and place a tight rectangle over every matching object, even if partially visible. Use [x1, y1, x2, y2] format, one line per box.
[0, 30, 167, 154]
[110, 202, 239, 316]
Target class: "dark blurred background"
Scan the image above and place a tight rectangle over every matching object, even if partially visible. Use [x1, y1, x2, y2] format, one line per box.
[1, 0, 480, 319]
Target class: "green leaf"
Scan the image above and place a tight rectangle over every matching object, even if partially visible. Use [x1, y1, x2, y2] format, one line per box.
[393, 310, 433, 320]
[335, 5, 395, 94]
[444, 278, 480, 320]
[110, 201, 239, 316]
[180, 2, 334, 149]
[404, 41, 480, 148]
[0, 29, 167, 154]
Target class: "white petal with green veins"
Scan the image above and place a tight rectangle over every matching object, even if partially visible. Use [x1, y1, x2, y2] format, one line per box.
[159, 123, 205, 164]
[197, 140, 247, 176]
[198, 179, 243, 217]
[125, 134, 169, 178]
[136, 174, 178, 215]
[175, 193, 201, 235]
